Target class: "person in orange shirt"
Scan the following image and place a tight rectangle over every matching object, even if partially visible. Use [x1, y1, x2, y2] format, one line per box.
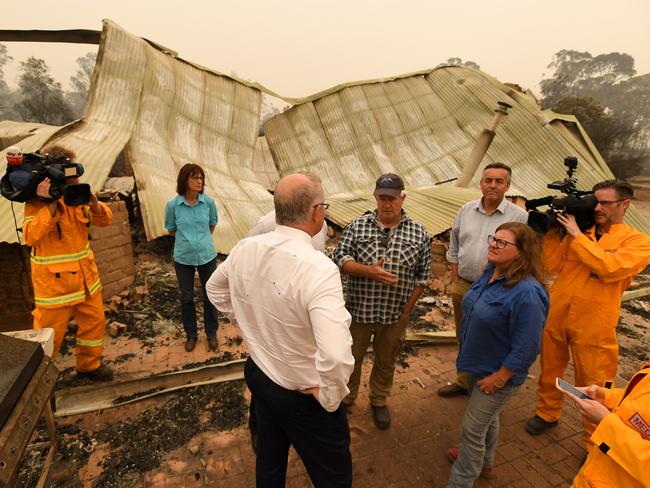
[560, 363, 650, 488]
[22, 145, 113, 381]
[526, 180, 650, 446]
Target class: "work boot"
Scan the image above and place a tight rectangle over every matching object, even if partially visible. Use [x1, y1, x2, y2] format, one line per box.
[371, 405, 391, 430]
[207, 336, 218, 351]
[447, 447, 495, 479]
[437, 383, 469, 397]
[77, 364, 113, 382]
[525, 415, 559, 435]
[185, 337, 197, 352]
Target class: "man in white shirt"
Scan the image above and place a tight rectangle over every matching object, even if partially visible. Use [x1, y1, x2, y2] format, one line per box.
[439, 162, 528, 397]
[244, 200, 330, 455]
[206, 172, 354, 487]
[247, 209, 329, 252]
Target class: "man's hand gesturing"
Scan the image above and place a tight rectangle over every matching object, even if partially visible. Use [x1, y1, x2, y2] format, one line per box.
[368, 258, 398, 286]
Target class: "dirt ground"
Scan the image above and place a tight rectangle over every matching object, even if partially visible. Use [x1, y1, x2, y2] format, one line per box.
[12, 201, 650, 487]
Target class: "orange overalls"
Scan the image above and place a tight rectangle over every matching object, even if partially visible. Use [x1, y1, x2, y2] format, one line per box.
[22, 198, 112, 372]
[572, 364, 650, 488]
[535, 224, 650, 445]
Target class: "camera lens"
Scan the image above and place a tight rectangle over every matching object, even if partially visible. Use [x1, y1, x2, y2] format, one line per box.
[63, 184, 91, 206]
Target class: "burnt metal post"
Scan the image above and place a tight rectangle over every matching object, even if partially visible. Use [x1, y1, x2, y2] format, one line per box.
[456, 101, 512, 187]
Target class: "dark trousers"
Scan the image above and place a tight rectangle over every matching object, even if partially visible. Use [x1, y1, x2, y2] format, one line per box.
[245, 358, 352, 488]
[173, 258, 218, 339]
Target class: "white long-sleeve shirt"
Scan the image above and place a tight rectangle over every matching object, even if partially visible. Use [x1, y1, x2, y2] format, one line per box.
[206, 225, 354, 412]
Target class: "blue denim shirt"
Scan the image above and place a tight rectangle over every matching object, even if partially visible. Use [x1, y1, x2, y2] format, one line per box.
[164, 194, 218, 266]
[456, 265, 549, 386]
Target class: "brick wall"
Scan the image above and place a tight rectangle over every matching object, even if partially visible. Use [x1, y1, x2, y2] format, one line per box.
[0, 200, 135, 332]
[91, 200, 136, 300]
[429, 240, 452, 294]
[0, 243, 34, 332]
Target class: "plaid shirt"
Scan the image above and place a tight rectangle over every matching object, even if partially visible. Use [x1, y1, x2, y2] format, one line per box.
[332, 209, 431, 325]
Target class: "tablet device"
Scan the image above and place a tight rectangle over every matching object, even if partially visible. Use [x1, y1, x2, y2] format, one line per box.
[556, 378, 591, 400]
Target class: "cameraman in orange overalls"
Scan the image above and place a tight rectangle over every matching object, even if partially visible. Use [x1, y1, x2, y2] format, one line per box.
[525, 180, 650, 447]
[22, 145, 113, 381]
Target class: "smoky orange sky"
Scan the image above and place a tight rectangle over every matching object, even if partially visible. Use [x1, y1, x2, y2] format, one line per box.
[2, 0, 650, 97]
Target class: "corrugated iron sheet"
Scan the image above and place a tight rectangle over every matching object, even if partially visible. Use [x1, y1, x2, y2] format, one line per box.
[0, 120, 55, 148]
[265, 66, 649, 234]
[252, 136, 280, 191]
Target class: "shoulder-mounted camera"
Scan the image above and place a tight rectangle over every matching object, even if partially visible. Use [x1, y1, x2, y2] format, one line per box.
[525, 156, 596, 234]
[1, 149, 91, 206]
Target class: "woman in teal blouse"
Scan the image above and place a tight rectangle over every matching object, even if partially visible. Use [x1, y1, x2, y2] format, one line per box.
[164, 163, 219, 352]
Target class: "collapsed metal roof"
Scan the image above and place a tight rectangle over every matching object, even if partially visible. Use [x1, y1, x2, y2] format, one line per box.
[1, 20, 647, 248]
[264, 67, 648, 235]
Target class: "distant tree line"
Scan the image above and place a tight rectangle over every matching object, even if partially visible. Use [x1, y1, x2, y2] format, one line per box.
[0, 43, 95, 125]
[438, 57, 480, 70]
[539, 50, 649, 178]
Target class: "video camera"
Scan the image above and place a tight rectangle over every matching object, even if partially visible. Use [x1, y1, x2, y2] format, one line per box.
[1, 149, 91, 206]
[525, 156, 596, 234]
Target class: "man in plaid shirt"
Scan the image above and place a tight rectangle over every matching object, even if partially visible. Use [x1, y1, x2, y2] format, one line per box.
[332, 173, 431, 430]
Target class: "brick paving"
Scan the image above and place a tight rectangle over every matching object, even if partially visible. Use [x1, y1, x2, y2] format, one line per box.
[55, 325, 588, 487]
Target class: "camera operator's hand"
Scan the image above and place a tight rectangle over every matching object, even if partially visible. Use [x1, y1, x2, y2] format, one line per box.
[556, 213, 581, 238]
[36, 178, 52, 199]
[88, 191, 104, 215]
[35, 178, 59, 216]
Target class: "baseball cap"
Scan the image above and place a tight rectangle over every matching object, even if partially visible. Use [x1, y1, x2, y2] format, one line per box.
[374, 173, 405, 197]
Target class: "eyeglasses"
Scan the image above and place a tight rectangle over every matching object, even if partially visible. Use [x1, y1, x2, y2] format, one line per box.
[189, 175, 204, 181]
[487, 235, 519, 249]
[313, 202, 330, 210]
[595, 199, 625, 207]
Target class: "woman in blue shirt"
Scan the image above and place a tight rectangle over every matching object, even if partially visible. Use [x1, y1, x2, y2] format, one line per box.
[446, 222, 549, 488]
[164, 164, 219, 352]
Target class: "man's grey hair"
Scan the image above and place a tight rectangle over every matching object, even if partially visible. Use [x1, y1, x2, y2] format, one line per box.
[275, 172, 324, 225]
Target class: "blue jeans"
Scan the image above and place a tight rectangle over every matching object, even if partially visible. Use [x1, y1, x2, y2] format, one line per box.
[173, 258, 218, 339]
[446, 376, 521, 488]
